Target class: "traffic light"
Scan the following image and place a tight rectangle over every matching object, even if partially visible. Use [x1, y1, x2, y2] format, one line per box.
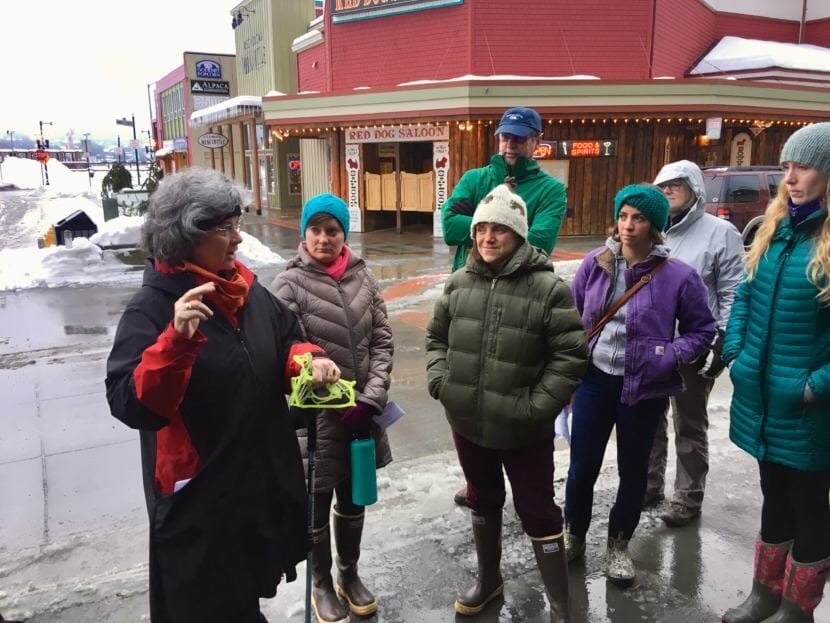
[44, 139, 49, 149]
[36, 139, 43, 149]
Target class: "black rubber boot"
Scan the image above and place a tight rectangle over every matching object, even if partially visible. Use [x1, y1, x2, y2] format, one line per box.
[333, 510, 377, 617]
[455, 510, 504, 616]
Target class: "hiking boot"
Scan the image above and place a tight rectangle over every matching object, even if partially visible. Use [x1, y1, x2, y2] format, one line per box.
[661, 502, 701, 528]
[642, 490, 665, 510]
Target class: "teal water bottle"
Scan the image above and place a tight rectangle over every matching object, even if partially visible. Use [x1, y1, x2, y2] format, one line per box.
[350, 438, 377, 506]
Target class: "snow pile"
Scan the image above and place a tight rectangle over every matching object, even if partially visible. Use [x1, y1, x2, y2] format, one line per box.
[16, 192, 104, 250]
[690, 36, 830, 75]
[552, 259, 581, 283]
[0, 238, 139, 291]
[236, 231, 283, 267]
[0, 156, 93, 193]
[89, 216, 144, 247]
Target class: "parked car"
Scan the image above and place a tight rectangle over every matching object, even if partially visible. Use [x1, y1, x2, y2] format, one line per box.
[702, 166, 784, 246]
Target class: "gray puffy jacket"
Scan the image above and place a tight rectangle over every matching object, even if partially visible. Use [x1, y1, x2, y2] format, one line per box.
[270, 243, 394, 491]
[655, 160, 745, 330]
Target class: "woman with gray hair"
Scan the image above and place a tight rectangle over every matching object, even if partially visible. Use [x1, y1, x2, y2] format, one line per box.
[106, 168, 340, 622]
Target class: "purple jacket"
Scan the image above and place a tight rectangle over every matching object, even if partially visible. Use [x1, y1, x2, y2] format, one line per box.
[571, 244, 716, 405]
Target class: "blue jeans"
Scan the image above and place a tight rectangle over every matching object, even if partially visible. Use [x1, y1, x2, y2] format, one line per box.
[565, 364, 667, 540]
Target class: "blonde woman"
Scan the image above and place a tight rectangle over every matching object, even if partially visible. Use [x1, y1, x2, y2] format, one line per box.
[722, 123, 830, 623]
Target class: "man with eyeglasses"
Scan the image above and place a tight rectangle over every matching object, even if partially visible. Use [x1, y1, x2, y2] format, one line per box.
[645, 160, 744, 527]
[441, 107, 568, 507]
[442, 107, 567, 272]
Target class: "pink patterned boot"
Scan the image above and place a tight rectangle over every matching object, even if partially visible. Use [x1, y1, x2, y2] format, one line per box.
[760, 553, 830, 623]
[722, 538, 791, 623]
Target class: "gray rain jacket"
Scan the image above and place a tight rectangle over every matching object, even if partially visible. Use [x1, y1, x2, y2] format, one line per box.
[654, 160, 744, 330]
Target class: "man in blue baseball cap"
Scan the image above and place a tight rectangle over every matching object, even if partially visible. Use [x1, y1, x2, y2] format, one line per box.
[441, 106, 568, 506]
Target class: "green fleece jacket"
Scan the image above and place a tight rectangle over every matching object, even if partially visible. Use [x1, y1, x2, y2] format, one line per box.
[426, 242, 588, 449]
[723, 209, 830, 471]
[442, 155, 567, 272]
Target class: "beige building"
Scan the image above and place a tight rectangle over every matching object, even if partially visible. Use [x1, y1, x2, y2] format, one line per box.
[154, 52, 241, 175]
[189, 0, 316, 213]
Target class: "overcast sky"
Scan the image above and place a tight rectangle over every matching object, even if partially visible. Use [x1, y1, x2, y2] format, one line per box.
[2, 0, 236, 143]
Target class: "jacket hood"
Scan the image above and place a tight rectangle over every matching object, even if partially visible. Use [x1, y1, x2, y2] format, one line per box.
[604, 236, 670, 259]
[654, 160, 706, 228]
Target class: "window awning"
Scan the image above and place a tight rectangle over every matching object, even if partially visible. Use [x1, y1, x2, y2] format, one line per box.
[190, 95, 263, 128]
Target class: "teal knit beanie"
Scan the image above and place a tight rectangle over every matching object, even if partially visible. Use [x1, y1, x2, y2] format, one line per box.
[614, 184, 670, 231]
[780, 123, 830, 177]
[301, 193, 350, 241]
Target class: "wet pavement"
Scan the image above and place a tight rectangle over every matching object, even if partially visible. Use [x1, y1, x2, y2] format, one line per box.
[1, 211, 827, 622]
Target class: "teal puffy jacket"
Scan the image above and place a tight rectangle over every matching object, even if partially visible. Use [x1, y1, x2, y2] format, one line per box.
[426, 242, 588, 449]
[723, 209, 830, 471]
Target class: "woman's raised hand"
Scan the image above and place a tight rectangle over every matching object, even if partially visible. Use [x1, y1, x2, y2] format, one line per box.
[310, 358, 341, 389]
[173, 283, 216, 338]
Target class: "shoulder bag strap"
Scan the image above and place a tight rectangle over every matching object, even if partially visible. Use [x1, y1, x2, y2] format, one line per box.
[586, 258, 669, 343]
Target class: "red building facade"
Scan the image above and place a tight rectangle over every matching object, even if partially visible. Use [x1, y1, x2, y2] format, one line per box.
[263, 0, 830, 235]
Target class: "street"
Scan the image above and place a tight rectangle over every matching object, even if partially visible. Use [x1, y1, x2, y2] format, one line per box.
[1, 214, 826, 622]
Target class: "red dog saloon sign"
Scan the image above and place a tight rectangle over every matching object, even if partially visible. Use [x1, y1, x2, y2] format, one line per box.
[332, 0, 463, 23]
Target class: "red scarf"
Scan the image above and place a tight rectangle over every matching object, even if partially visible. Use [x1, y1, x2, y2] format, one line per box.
[305, 244, 351, 281]
[156, 259, 253, 327]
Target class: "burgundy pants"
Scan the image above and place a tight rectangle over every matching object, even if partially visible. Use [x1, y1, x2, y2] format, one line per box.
[452, 430, 563, 538]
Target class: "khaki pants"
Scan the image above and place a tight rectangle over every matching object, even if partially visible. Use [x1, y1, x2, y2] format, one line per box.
[646, 363, 715, 510]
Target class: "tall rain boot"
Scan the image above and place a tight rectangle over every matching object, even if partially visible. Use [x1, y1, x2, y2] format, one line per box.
[760, 554, 830, 623]
[722, 538, 791, 623]
[455, 510, 505, 616]
[333, 509, 378, 617]
[531, 532, 571, 623]
[311, 524, 350, 623]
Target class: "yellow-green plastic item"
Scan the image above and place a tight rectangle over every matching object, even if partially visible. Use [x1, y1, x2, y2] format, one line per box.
[288, 353, 356, 409]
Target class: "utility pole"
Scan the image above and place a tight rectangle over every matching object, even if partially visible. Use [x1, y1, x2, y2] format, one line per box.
[38, 120, 53, 185]
[5, 130, 14, 155]
[116, 115, 141, 185]
[82, 132, 92, 188]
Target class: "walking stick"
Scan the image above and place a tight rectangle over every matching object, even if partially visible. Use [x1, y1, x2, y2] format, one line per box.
[304, 408, 318, 623]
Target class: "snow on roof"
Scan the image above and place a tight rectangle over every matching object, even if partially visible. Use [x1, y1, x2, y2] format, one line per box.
[189, 95, 262, 127]
[399, 74, 600, 86]
[690, 36, 830, 75]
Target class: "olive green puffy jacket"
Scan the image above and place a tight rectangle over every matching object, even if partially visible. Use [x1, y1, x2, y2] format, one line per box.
[426, 242, 588, 449]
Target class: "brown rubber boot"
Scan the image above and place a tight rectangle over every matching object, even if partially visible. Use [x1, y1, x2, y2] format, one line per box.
[333, 510, 377, 617]
[311, 524, 350, 623]
[455, 510, 504, 616]
[531, 532, 571, 623]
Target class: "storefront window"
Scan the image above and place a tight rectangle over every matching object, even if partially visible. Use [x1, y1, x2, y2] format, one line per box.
[288, 153, 302, 195]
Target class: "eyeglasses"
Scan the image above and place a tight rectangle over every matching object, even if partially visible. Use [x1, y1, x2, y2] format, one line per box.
[212, 217, 243, 236]
[498, 133, 533, 144]
[658, 180, 685, 191]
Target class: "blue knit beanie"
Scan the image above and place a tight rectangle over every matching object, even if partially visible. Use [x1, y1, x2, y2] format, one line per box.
[300, 193, 350, 241]
[780, 123, 830, 177]
[614, 184, 670, 231]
